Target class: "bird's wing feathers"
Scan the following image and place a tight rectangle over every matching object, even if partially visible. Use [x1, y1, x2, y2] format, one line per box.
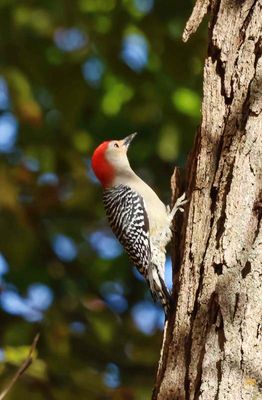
[103, 185, 151, 275]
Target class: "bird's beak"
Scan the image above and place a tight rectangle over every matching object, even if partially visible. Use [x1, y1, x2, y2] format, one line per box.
[123, 132, 138, 149]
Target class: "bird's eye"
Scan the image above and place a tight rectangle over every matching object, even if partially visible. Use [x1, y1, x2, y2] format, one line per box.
[114, 143, 119, 148]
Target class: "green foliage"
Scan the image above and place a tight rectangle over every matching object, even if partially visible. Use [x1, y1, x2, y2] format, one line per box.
[172, 87, 201, 118]
[0, 0, 206, 398]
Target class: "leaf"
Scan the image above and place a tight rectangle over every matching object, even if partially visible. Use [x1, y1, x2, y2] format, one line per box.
[172, 87, 201, 118]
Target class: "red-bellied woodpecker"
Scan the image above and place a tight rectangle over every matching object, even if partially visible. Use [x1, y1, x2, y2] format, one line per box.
[91, 133, 187, 314]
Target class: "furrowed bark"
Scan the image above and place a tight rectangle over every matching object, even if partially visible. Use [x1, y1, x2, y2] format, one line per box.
[153, 1, 262, 399]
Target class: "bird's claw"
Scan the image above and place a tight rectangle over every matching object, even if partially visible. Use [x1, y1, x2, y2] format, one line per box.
[169, 192, 189, 219]
[176, 192, 189, 208]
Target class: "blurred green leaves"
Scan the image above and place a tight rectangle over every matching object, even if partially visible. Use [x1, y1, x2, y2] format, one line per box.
[4, 345, 33, 365]
[79, 0, 116, 13]
[157, 125, 180, 161]
[3, 344, 47, 380]
[14, 6, 53, 36]
[73, 131, 93, 153]
[102, 76, 134, 116]
[172, 87, 201, 118]
[5, 68, 42, 125]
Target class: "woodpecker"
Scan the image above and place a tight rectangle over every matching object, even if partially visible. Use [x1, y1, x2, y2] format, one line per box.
[91, 133, 187, 313]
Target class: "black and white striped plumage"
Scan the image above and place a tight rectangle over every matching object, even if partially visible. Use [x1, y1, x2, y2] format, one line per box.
[103, 184, 170, 313]
[103, 185, 150, 275]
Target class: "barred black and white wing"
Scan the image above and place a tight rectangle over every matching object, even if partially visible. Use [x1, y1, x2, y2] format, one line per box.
[103, 185, 151, 276]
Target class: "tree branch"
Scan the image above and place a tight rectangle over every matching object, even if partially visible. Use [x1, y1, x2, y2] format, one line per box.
[0, 333, 40, 400]
[182, 0, 211, 42]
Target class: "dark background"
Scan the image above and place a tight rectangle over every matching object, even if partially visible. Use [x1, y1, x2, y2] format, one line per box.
[0, 1, 206, 398]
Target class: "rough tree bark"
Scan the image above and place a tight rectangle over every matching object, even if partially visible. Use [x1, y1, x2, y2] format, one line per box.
[153, 1, 262, 399]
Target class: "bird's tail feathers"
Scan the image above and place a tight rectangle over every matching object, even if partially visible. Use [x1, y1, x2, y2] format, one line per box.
[147, 263, 171, 315]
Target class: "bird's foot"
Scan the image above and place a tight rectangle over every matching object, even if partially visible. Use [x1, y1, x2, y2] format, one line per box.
[168, 192, 188, 220]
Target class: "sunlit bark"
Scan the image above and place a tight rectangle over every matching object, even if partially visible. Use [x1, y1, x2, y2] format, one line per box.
[153, 1, 262, 399]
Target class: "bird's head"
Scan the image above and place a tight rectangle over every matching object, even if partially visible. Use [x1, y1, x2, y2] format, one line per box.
[91, 132, 137, 188]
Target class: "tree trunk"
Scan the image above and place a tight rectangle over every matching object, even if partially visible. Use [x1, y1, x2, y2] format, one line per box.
[153, 1, 262, 399]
